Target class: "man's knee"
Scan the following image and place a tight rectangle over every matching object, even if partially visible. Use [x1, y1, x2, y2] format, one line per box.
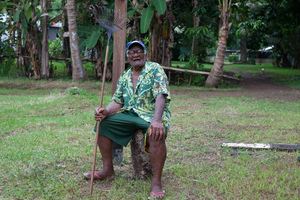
[149, 137, 166, 149]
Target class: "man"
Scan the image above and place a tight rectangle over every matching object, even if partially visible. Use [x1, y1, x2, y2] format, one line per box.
[84, 40, 171, 199]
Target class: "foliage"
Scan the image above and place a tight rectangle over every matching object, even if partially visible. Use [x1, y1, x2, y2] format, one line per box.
[67, 87, 90, 96]
[48, 38, 62, 58]
[172, 1, 219, 61]
[254, 0, 300, 68]
[0, 40, 15, 57]
[184, 26, 209, 39]
[228, 54, 239, 62]
[48, 0, 63, 20]
[245, 57, 256, 65]
[0, 58, 14, 76]
[178, 54, 185, 63]
[233, 73, 242, 79]
[183, 55, 206, 86]
[140, 0, 167, 33]
[9, 0, 49, 47]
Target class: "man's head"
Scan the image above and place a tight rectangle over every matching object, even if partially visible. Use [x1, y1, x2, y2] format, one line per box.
[126, 40, 147, 68]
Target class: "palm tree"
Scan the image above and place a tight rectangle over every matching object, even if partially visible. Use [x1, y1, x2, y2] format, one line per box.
[66, 0, 88, 81]
[41, 0, 49, 78]
[205, 0, 232, 87]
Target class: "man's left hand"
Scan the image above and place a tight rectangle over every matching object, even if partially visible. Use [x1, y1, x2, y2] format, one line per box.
[149, 120, 165, 141]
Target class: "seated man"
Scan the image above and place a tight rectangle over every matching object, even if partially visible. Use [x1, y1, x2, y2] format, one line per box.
[84, 40, 171, 199]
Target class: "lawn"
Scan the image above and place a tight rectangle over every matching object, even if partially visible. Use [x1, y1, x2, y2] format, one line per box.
[1, 78, 299, 199]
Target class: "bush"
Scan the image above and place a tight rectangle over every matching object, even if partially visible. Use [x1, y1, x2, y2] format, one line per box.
[0, 58, 15, 77]
[228, 55, 239, 63]
[183, 55, 207, 86]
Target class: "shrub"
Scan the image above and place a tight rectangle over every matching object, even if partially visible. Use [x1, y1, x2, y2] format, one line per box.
[228, 55, 239, 63]
[0, 58, 15, 77]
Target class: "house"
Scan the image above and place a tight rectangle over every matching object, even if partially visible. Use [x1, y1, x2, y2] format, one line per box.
[255, 46, 274, 64]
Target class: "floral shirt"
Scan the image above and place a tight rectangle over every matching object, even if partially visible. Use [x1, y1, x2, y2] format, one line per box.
[112, 61, 171, 131]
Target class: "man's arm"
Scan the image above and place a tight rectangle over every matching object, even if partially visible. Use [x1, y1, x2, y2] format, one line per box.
[94, 101, 123, 121]
[149, 94, 166, 141]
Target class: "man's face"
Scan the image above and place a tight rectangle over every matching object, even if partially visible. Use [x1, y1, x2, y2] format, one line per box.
[127, 44, 147, 68]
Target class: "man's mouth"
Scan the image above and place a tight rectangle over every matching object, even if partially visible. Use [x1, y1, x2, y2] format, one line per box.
[132, 58, 141, 61]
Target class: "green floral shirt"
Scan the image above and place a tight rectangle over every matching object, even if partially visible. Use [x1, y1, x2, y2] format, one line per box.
[112, 61, 171, 131]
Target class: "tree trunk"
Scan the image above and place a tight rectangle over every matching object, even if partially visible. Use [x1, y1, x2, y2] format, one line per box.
[41, 0, 49, 78]
[61, 0, 72, 76]
[281, 53, 292, 68]
[94, 45, 103, 79]
[29, 0, 41, 80]
[205, 4, 231, 87]
[113, 0, 127, 93]
[150, 12, 162, 63]
[240, 35, 247, 63]
[66, 0, 88, 81]
[294, 52, 300, 69]
[192, 0, 200, 64]
[161, 1, 174, 67]
[130, 130, 152, 179]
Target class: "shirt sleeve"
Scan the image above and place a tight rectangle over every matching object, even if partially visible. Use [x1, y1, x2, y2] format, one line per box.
[152, 65, 171, 101]
[112, 73, 125, 104]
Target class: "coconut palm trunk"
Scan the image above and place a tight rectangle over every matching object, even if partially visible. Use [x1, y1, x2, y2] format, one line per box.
[66, 0, 88, 81]
[41, 0, 49, 78]
[205, 1, 232, 87]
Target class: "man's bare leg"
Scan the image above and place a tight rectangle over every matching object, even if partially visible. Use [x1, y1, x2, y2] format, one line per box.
[149, 137, 166, 198]
[84, 134, 115, 180]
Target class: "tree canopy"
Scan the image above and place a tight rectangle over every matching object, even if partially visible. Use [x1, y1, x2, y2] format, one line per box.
[0, 0, 299, 82]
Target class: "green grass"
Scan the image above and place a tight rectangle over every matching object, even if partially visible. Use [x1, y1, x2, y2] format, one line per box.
[225, 63, 300, 88]
[225, 63, 300, 76]
[1, 78, 300, 199]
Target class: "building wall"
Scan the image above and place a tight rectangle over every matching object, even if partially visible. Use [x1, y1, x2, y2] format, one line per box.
[48, 27, 60, 42]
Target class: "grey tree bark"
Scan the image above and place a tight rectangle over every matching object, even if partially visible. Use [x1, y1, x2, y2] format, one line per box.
[41, 0, 49, 78]
[66, 0, 88, 81]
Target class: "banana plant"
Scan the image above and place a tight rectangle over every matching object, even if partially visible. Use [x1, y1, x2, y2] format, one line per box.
[5, 0, 51, 79]
[77, 25, 113, 63]
[140, 0, 167, 34]
[11, 1, 47, 47]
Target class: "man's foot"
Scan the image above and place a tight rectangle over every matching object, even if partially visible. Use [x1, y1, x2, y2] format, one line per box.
[83, 170, 115, 180]
[149, 191, 165, 199]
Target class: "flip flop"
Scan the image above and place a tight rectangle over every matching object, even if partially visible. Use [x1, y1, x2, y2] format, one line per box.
[148, 191, 165, 199]
[83, 171, 103, 180]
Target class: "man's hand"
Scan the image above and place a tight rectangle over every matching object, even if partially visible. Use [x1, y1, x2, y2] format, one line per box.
[149, 119, 165, 141]
[94, 107, 108, 121]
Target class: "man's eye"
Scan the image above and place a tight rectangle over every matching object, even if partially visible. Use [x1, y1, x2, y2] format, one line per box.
[127, 50, 144, 55]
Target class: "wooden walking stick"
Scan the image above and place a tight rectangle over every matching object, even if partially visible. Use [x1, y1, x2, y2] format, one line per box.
[90, 8, 126, 195]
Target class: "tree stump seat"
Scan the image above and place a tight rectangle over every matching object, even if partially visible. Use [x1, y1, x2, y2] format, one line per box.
[130, 129, 152, 179]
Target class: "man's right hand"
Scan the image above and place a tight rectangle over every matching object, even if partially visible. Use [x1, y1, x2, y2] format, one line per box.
[94, 107, 108, 121]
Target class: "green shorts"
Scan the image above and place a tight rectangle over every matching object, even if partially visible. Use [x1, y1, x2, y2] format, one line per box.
[94, 109, 167, 153]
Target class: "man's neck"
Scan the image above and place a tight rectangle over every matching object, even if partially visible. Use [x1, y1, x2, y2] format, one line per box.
[132, 65, 144, 73]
